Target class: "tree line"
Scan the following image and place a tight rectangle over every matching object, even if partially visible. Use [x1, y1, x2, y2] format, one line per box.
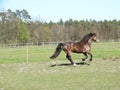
[0, 9, 120, 44]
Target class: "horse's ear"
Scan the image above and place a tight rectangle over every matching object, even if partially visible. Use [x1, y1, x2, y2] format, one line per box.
[92, 33, 96, 35]
[89, 33, 93, 36]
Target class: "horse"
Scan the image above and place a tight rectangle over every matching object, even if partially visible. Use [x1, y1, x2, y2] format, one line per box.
[50, 33, 99, 66]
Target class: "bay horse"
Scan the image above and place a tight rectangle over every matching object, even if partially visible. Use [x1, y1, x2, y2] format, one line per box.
[50, 33, 99, 66]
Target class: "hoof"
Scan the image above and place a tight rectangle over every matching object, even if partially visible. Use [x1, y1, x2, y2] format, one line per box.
[89, 59, 92, 61]
[73, 63, 77, 67]
[82, 59, 85, 61]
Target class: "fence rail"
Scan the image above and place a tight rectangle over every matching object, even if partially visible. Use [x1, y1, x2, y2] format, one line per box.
[0, 42, 120, 49]
[0, 42, 59, 48]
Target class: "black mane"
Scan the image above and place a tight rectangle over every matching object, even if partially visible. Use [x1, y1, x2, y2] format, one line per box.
[80, 33, 96, 42]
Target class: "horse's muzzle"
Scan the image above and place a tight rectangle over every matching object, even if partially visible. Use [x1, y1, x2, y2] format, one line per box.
[96, 39, 99, 43]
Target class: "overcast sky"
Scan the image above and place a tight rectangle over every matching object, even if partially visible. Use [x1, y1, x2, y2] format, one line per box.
[0, 0, 120, 22]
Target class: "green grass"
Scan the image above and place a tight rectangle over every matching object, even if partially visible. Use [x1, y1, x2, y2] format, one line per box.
[0, 42, 120, 90]
[0, 59, 120, 90]
[0, 42, 120, 64]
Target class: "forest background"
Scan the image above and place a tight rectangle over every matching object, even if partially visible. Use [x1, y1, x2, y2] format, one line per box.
[0, 9, 120, 44]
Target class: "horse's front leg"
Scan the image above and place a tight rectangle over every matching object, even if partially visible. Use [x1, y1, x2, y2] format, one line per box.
[88, 52, 93, 61]
[66, 54, 76, 66]
[82, 53, 88, 61]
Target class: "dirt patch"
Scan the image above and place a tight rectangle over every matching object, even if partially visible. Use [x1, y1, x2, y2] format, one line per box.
[102, 57, 120, 61]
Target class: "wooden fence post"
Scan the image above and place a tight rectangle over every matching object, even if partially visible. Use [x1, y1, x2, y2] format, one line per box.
[26, 45, 29, 63]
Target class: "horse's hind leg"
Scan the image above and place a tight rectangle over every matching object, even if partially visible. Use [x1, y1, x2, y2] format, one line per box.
[82, 53, 88, 61]
[66, 54, 76, 66]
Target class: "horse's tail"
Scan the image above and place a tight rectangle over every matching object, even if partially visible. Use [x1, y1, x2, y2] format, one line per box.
[50, 43, 63, 59]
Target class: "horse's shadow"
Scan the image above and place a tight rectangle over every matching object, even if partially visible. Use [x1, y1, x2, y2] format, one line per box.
[50, 62, 89, 67]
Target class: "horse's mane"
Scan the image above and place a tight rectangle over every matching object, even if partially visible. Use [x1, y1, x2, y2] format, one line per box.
[80, 33, 96, 42]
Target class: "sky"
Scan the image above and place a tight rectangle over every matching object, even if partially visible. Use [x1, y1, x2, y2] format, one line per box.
[0, 0, 120, 22]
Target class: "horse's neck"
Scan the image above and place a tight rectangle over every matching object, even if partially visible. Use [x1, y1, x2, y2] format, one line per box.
[88, 39, 93, 45]
[79, 38, 93, 45]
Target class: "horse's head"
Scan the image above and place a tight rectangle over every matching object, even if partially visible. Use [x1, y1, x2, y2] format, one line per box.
[91, 33, 99, 43]
[81, 33, 99, 43]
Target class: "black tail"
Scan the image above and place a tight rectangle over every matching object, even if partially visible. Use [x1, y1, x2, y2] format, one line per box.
[50, 43, 63, 59]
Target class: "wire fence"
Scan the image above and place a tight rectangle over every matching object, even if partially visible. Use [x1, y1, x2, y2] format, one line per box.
[0, 41, 120, 49]
[0, 42, 59, 48]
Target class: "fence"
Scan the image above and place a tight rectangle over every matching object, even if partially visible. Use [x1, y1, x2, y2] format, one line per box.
[0, 42, 59, 48]
[0, 41, 120, 49]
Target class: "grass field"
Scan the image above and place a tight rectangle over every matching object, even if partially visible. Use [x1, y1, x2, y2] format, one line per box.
[0, 42, 120, 90]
